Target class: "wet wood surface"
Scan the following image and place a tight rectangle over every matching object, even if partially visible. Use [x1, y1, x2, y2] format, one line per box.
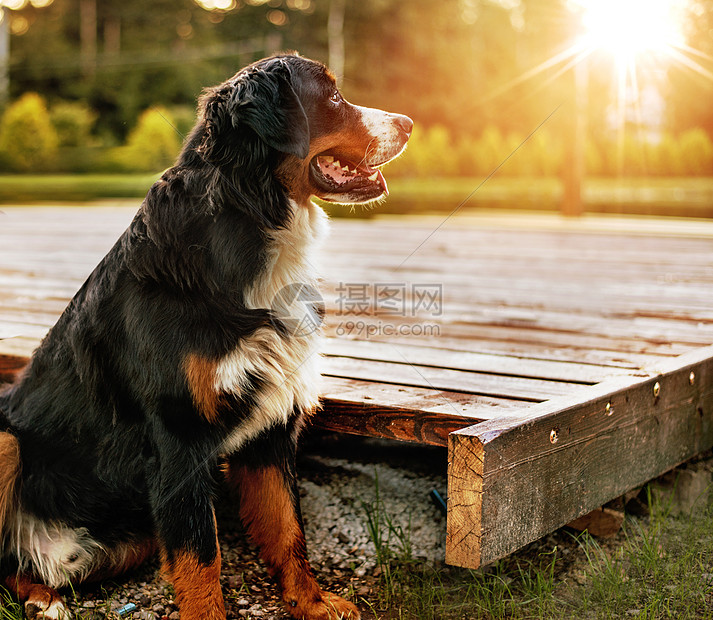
[2, 204, 713, 568]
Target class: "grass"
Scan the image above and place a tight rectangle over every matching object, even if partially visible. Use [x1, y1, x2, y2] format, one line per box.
[0, 173, 159, 203]
[0, 174, 713, 219]
[0, 587, 88, 620]
[0, 477, 709, 618]
[0, 588, 23, 620]
[361, 479, 713, 619]
[333, 176, 713, 219]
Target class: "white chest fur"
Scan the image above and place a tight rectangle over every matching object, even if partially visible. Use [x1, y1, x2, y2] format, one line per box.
[216, 201, 328, 453]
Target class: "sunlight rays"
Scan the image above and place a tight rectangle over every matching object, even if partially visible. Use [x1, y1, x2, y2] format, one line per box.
[478, 0, 713, 175]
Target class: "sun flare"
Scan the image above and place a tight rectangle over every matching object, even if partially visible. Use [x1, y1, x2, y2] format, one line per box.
[573, 0, 684, 65]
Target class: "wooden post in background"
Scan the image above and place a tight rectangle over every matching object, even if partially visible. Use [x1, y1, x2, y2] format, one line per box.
[0, 11, 9, 106]
[561, 60, 587, 216]
[328, 0, 346, 88]
[80, 0, 97, 79]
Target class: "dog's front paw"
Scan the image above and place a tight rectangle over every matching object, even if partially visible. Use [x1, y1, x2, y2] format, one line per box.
[320, 591, 360, 620]
[25, 598, 71, 620]
[287, 590, 360, 620]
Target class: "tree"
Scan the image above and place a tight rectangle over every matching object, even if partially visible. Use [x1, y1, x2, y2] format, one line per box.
[666, 0, 713, 136]
[0, 92, 58, 171]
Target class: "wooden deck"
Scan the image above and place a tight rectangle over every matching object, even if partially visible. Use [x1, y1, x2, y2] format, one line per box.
[2, 205, 713, 569]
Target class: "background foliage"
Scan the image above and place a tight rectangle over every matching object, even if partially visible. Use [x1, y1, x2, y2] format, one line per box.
[1, 0, 712, 174]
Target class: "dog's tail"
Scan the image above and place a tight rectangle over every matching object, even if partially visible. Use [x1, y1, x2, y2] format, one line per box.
[0, 431, 20, 532]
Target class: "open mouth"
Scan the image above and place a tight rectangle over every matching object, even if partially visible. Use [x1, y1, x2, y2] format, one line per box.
[309, 153, 389, 203]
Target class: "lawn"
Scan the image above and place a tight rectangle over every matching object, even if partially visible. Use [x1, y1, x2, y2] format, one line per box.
[358, 463, 713, 619]
[0, 173, 160, 203]
[1, 174, 712, 219]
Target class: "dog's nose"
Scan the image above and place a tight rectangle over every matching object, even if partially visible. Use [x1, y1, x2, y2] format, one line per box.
[394, 114, 414, 137]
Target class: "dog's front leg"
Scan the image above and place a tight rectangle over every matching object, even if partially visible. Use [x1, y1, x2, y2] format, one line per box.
[226, 428, 360, 620]
[3, 574, 68, 619]
[149, 447, 226, 620]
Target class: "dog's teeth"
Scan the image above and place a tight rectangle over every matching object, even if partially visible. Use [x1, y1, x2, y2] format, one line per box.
[342, 165, 351, 172]
[350, 167, 358, 174]
[333, 160, 342, 168]
[322, 155, 334, 163]
[368, 172, 379, 181]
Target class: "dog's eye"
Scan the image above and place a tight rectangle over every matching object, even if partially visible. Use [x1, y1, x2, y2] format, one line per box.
[329, 91, 342, 105]
[67, 552, 79, 563]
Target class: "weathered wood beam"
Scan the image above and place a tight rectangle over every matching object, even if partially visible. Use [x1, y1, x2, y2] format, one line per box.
[0, 353, 27, 384]
[446, 345, 713, 568]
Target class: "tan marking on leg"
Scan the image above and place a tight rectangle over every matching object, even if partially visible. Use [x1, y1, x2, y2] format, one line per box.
[0, 432, 20, 530]
[184, 354, 221, 424]
[4, 574, 68, 620]
[163, 549, 225, 620]
[231, 465, 360, 619]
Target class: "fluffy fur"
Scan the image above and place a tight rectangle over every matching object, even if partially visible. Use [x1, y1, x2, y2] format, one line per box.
[0, 53, 411, 620]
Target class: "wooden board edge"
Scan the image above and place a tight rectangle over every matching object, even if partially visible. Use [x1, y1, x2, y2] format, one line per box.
[445, 347, 713, 569]
[0, 352, 28, 384]
[445, 432, 483, 567]
[315, 396, 475, 446]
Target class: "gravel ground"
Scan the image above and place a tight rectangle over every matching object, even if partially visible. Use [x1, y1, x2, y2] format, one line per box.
[62, 434, 449, 620]
[55, 436, 713, 619]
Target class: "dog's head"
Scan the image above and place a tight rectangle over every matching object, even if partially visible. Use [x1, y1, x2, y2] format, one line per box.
[196, 54, 412, 206]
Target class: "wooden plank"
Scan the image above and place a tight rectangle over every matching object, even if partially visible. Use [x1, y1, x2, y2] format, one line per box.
[316, 382, 479, 446]
[321, 280, 713, 319]
[323, 319, 691, 358]
[323, 356, 581, 401]
[446, 344, 713, 569]
[319, 375, 523, 418]
[567, 507, 625, 538]
[323, 338, 635, 383]
[0, 337, 39, 358]
[0, 353, 26, 384]
[329, 334, 662, 370]
[314, 399, 459, 446]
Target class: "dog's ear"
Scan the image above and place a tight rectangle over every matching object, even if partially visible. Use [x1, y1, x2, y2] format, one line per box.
[229, 65, 310, 160]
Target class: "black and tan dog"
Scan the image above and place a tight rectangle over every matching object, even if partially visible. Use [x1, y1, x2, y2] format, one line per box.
[0, 54, 411, 619]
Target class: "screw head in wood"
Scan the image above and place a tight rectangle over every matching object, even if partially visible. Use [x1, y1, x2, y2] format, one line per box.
[653, 382, 661, 398]
[550, 428, 559, 444]
[605, 402, 612, 416]
[689, 371, 695, 385]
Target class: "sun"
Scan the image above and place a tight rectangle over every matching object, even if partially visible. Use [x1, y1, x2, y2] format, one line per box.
[573, 0, 685, 66]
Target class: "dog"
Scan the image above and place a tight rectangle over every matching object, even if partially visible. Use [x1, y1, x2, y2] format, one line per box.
[0, 53, 412, 619]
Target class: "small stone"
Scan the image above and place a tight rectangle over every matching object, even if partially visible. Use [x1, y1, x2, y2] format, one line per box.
[168, 612, 180, 620]
[236, 598, 250, 607]
[227, 575, 241, 589]
[84, 601, 97, 608]
[139, 595, 152, 607]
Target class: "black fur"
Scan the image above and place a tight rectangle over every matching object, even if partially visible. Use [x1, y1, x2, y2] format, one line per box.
[0, 53, 411, 620]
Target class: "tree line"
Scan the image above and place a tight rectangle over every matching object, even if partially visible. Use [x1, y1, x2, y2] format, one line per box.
[5, 0, 713, 173]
